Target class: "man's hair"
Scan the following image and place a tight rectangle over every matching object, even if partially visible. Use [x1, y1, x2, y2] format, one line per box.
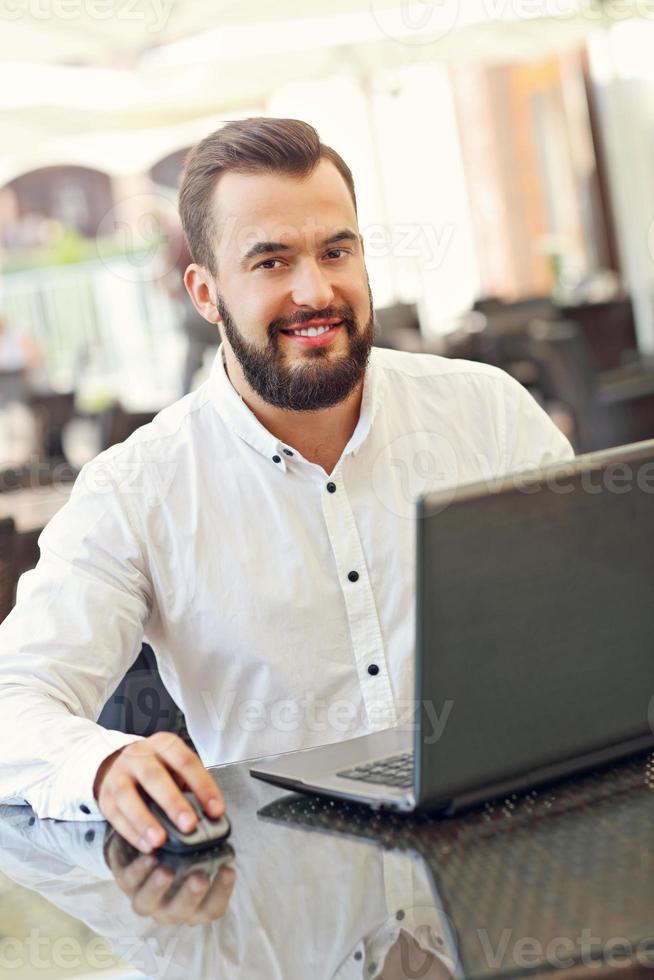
[178, 117, 358, 273]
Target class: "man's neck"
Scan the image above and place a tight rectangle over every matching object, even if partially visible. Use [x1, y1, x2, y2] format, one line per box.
[222, 346, 364, 475]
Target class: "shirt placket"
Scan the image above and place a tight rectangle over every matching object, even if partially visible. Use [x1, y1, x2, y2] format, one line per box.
[321, 465, 398, 731]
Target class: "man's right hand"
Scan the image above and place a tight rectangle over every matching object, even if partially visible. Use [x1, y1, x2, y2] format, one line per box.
[94, 732, 225, 854]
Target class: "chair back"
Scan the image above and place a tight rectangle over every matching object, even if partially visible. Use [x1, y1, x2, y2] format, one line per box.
[374, 303, 420, 350]
[0, 516, 17, 623]
[526, 318, 601, 450]
[99, 404, 156, 451]
[0, 370, 27, 406]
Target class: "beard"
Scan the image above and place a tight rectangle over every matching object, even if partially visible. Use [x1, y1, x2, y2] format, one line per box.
[215, 287, 375, 412]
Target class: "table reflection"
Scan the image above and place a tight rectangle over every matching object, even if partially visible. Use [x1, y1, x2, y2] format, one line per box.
[1, 753, 654, 979]
[0, 765, 454, 979]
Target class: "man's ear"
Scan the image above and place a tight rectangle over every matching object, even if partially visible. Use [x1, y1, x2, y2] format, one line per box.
[184, 264, 221, 324]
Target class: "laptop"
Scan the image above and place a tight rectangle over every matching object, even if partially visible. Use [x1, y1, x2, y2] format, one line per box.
[250, 438, 654, 814]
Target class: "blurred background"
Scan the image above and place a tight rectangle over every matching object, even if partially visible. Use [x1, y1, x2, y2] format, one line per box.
[6, 0, 654, 618]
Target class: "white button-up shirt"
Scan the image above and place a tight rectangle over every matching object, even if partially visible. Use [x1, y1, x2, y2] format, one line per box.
[0, 345, 573, 820]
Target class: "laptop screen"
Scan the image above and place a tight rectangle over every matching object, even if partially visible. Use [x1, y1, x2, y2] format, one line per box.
[416, 439, 654, 807]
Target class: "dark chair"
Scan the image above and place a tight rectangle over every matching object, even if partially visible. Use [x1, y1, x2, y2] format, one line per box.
[28, 391, 76, 462]
[557, 297, 638, 372]
[98, 403, 157, 451]
[0, 370, 28, 407]
[98, 643, 193, 746]
[374, 303, 422, 351]
[0, 516, 17, 623]
[473, 295, 556, 323]
[526, 319, 654, 451]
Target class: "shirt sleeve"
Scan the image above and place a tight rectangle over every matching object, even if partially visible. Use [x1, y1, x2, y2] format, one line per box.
[499, 373, 575, 473]
[0, 457, 152, 820]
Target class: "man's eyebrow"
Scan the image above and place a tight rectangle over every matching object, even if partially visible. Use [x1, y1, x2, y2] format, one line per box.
[322, 228, 359, 247]
[241, 240, 292, 266]
[240, 228, 358, 267]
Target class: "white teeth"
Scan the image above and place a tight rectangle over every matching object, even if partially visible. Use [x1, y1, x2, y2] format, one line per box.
[292, 324, 331, 337]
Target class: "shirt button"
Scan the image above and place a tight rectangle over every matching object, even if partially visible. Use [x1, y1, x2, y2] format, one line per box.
[347, 570, 359, 582]
[79, 804, 91, 814]
[367, 664, 380, 676]
[272, 454, 281, 464]
[326, 481, 337, 493]
[283, 448, 294, 456]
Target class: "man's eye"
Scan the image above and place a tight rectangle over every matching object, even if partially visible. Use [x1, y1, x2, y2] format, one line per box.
[255, 259, 283, 270]
[325, 248, 349, 260]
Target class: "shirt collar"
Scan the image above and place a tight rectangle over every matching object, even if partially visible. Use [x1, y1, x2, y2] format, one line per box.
[207, 343, 383, 469]
[208, 344, 286, 467]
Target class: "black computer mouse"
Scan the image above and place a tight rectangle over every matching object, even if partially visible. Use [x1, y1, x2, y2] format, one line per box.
[144, 790, 231, 854]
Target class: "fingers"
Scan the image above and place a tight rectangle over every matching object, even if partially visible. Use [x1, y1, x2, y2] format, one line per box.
[194, 865, 235, 922]
[101, 800, 153, 855]
[122, 754, 195, 839]
[112, 852, 158, 895]
[146, 733, 225, 819]
[131, 865, 175, 917]
[99, 768, 169, 852]
[159, 872, 212, 921]
[97, 733, 225, 854]
[131, 864, 236, 925]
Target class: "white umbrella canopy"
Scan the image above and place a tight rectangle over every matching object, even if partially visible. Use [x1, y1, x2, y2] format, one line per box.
[1, 0, 385, 63]
[0, 1, 644, 182]
[0, 0, 640, 66]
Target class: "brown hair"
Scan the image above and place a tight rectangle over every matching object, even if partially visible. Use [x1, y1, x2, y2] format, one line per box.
[178, 117, 358, 273]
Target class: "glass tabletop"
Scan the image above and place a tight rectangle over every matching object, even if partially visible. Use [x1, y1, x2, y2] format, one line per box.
[1, 750, 653, 980]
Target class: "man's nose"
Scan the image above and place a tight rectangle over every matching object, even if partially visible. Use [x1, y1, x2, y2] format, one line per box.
[290, 259, 335, 311]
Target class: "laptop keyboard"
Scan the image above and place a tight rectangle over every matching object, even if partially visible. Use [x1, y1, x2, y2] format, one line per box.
[336, 751, 414, 788]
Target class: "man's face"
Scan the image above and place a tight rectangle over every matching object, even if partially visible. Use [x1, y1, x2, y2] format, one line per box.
[194, 159, 375, 411]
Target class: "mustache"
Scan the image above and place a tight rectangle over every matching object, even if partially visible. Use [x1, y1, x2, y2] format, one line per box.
[268, 307, 357, 336]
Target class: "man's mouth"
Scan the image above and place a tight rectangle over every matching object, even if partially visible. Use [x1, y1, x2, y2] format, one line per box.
[280, 317, 343, 338]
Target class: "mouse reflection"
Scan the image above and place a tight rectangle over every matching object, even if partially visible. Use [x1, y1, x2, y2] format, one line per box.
[105, 830, 236, 926]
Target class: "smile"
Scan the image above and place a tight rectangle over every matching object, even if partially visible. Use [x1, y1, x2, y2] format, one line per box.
[283, 325, 332, 337]
[280, 318, 343, 347]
